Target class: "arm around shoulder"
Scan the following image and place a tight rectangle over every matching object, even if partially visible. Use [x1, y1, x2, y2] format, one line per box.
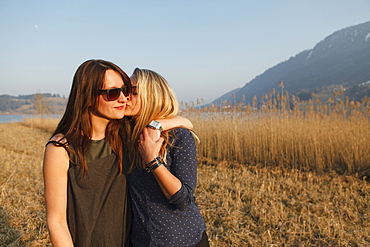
[43, 138, 74, 246]
[157, 116, 193, 131]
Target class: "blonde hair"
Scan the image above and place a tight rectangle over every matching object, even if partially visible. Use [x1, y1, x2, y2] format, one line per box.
[127, 68, 180, 172]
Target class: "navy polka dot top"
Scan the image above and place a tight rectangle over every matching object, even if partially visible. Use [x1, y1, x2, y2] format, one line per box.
[128, 128, 207, 247]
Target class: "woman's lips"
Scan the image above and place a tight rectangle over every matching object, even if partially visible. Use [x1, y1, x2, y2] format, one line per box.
[115, 105, 125, 110]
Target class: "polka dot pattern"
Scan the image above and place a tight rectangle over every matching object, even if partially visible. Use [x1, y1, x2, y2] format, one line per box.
[128, 128, 206, 247]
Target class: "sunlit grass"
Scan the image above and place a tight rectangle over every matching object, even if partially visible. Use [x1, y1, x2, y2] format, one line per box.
[182, 90, 370, 180]
[1, 89, 369, 246]
[20, 117, 59, 134]
[188, 112, 370, 179]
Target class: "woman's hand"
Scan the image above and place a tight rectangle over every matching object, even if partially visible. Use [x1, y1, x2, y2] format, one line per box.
[138, 127, 164, 168]
[146, 127, 161, 141]
[138, 128, 182, 200]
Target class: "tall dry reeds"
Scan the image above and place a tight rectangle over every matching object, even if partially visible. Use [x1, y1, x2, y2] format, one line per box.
[183, 92, 370, 179]
[20, 117, 59, 134]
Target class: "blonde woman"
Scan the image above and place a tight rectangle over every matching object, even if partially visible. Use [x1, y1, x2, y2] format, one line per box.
[125, 68, 209, 247]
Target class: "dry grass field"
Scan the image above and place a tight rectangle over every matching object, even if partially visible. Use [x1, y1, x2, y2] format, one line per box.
[1, 93, 369, 246]
[0, 121, 51, 246]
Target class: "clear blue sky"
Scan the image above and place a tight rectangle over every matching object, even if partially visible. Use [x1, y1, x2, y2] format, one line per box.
[1, 0, 369, 104]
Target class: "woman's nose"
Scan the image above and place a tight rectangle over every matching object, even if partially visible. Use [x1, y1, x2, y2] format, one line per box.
[118, 92, 128, 102]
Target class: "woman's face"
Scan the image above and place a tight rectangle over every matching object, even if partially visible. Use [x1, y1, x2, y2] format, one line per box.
[125, 74, 141, 116]
[94, 69, 128, 120]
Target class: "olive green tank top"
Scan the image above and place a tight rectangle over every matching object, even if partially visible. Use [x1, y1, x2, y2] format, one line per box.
[66, 139, 131, 247]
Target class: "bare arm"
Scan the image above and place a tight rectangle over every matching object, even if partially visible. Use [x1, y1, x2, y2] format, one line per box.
[145, 115, 193, 147]
[43, 139, 74, 246]
[156, 116, 193, 130]
[138, 128, 182, 199]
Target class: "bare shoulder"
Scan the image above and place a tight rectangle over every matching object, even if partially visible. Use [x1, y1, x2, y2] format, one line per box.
[44, 134, 69, 168]
[46, 133, 68, 146]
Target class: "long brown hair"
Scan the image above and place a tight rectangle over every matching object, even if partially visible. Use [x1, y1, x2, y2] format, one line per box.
[52, 59, 131, 175]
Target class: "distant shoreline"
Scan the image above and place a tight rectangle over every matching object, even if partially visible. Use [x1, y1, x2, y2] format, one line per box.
[0, 114, 61, 124]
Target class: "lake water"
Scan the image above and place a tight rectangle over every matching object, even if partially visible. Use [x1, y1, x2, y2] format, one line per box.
[0, 114, 61, 123]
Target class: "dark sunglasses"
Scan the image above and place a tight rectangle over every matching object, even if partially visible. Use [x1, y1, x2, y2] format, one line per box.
[132, 86, 138, 95]
[100, 86, 130, 101]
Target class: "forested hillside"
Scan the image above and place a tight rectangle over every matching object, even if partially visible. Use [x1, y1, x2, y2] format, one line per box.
[0, 93, 67, 114]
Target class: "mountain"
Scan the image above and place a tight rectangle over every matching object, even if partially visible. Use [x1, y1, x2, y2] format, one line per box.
[212, 21, 370, 105]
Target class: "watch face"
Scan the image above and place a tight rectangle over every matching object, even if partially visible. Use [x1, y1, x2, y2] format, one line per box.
[149, 120, 162, 130]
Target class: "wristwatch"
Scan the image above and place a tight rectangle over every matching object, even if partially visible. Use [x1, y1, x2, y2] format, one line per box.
[147, 120, 163, 131]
